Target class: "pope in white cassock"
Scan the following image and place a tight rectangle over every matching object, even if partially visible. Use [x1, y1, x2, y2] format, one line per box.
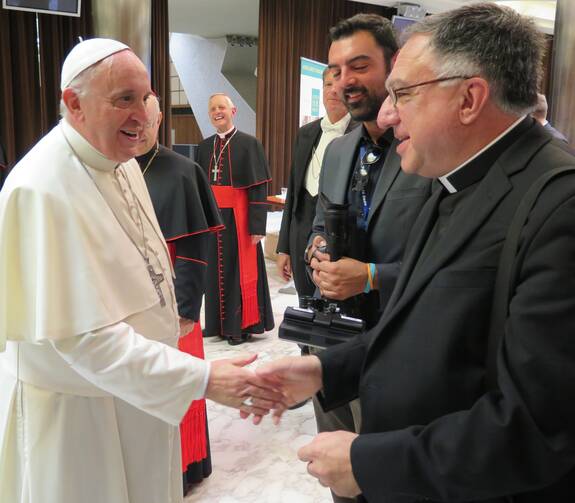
[0, 39, 280, 503]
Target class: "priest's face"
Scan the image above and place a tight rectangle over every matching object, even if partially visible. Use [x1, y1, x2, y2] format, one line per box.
[328, 30, 390, 123]
[385, 34, 465, 177]
[208, 95, 237, 133]
[72, 50, 152, 162]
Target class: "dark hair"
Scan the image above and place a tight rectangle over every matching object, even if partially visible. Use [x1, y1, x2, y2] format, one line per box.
[329, 13, 398, 71]
[405, 2, 545, 115]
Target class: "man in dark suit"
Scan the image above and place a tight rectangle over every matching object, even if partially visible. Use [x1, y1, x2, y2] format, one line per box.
[307, 14, 431, 331]
[258, 4, 575, 502]
[302, 14, 431, 503]
[276, 68, 352, 299]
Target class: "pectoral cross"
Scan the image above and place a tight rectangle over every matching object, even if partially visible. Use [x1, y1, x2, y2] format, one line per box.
[212, 164, 220, 182]
[147, 264, 166, 307]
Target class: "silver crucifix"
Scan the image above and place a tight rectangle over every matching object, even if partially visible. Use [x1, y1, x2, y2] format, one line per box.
[147, 264, 166, 307]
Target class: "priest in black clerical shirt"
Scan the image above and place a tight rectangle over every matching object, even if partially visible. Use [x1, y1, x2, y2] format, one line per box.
[197, 93, 274, 345]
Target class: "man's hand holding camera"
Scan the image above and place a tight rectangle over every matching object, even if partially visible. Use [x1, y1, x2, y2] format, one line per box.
[308, 235, 373, 300]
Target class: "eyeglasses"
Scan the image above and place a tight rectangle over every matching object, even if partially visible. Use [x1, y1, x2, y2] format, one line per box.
[388, 75, 475, 106]
[352, 146, 382, 193]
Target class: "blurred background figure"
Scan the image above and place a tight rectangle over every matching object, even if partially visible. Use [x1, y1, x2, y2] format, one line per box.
[276, 67, 354, 300]
[532, 92, 568, 142]
[197, 93, 274, 345]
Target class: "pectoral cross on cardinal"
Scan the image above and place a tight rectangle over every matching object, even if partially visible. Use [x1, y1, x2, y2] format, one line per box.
[212, 164, 220, 182]
[147, 264, 166, 307]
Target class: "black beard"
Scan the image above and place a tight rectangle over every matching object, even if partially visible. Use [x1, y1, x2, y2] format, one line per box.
[344, 88, 384, 122]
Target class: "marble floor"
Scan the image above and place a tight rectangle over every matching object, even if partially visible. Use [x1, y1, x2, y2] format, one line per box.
[185, 243, 333, 502]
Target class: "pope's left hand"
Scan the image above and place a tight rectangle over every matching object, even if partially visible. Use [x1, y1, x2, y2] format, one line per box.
[298, 431, 361, 498]
[311, 257, 369, 300]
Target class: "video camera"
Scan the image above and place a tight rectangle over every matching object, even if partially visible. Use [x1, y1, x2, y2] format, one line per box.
[278, 193, 365, 348]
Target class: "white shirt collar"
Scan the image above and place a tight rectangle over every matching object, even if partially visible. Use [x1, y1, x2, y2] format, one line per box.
[320, 113, 351, 134]
[438, 115, 526, 193]
[60, 118, 119, 172]
[216, 125, 236, 139]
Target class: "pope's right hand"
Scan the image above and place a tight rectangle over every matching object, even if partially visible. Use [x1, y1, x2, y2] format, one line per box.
[205, 354, 286, 424]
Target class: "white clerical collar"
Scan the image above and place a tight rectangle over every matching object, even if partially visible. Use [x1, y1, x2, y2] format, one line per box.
[438, 115, 526, 193]
[216, 126, 236, 139]
[60, 119, 118, 172]
[321, 113, 351, 134]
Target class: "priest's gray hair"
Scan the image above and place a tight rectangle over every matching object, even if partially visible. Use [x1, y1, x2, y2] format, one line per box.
[403, 2, 545, 116]
[59, 57, 114, 119]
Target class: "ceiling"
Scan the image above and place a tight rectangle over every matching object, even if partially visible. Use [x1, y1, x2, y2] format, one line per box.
[168, 0, 260, 38]
[351, 0, 556, 33]
[168, 1, 556, 38]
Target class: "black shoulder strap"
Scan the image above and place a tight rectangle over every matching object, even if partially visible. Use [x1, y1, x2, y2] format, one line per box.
[487, 166, 575, 389]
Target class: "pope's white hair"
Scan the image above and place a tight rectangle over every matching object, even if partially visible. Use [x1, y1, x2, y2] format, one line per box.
[59, 57, 114, 119]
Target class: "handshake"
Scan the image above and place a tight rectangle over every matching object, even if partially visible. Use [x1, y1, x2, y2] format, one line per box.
[204, 352, 362, 498]
[205, 353, 323, 424]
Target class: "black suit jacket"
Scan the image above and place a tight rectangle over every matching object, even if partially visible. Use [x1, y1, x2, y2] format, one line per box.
[277, 117, 357, 253]
[277, 118, 323, 256]
[318, 121, 575, 502]
[277, 117, 356, 297]
[311, 125, 431, 322]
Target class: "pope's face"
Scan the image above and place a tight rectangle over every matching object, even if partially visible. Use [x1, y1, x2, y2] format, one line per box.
[76, 50, 152, 162]
[208, 95, 236, 133]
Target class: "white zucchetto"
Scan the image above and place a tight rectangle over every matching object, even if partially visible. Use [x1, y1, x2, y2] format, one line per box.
[60, 38, 130, 90]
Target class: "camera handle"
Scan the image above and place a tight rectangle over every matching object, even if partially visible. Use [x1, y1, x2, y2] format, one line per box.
[319, 192, 349, 262]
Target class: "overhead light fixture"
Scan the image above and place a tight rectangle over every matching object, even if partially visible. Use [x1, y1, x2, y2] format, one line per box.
[226, 35, 258, 48]
[396, 2, 426, 19]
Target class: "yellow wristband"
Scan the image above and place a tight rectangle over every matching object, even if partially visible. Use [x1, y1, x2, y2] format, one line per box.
[365, 262, 373, 293]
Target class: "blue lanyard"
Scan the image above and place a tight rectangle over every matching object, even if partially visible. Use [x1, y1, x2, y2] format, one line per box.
[359, 144, 370, 229]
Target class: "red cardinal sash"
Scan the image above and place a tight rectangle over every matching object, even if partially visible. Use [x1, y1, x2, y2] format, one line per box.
[211, 185, 260, 328]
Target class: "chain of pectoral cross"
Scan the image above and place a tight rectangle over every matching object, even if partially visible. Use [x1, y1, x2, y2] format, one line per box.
[116, 166, 166, 307]
[64, 131, 167, 308]
[211, 129, 237, 182]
